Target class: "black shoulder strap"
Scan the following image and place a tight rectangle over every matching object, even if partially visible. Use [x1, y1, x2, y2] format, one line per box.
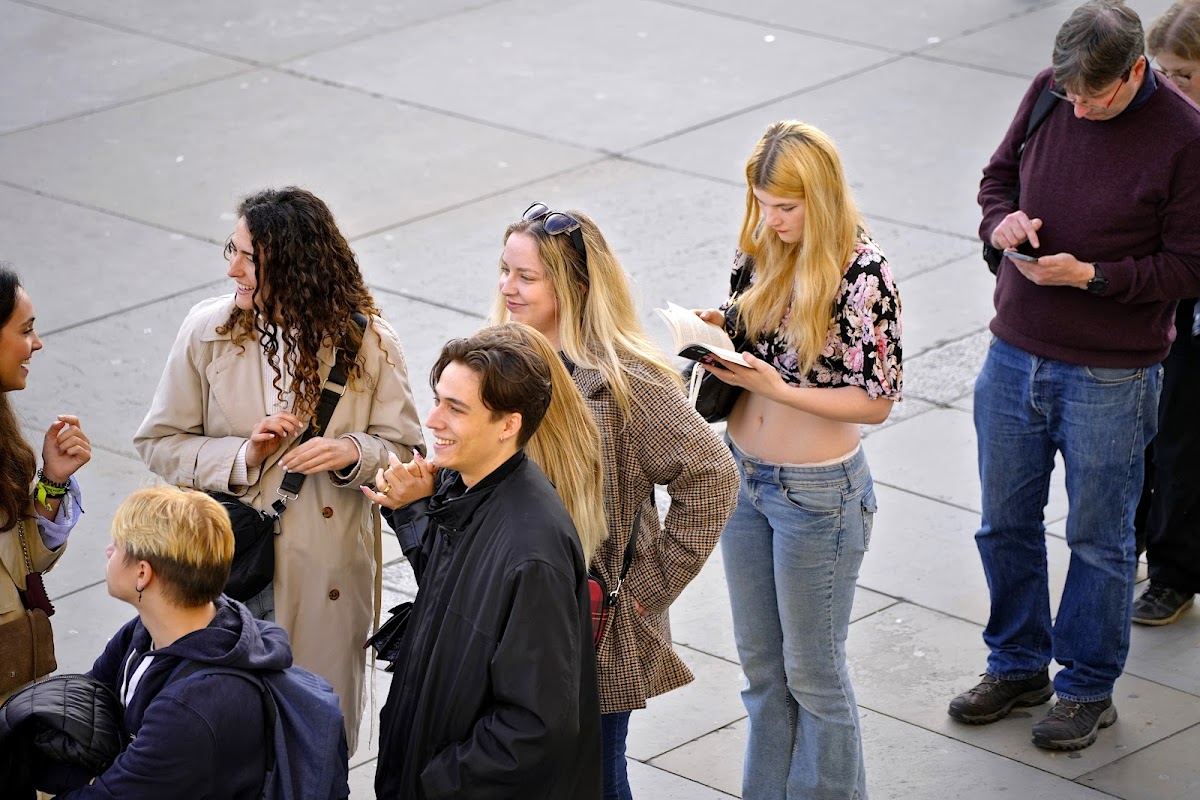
[607, 488, 652, 607]
[167, 661, 277, 795]
[273, 312, 369, 515]
[1020, 85, 1059, 155]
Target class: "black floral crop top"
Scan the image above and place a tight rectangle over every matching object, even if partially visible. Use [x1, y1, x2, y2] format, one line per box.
[720, 238, 903, 400]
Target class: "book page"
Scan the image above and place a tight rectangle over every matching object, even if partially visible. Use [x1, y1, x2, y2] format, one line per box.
[654, 302, 748, 365]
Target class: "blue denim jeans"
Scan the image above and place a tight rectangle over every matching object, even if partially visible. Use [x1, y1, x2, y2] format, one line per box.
[601, 711, 633, 800]
[722, 438, 873, 800]
[975, 337, 1161, 702]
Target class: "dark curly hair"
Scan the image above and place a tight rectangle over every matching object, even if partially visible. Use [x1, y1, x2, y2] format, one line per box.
[217, 187, 382, 422]
[0, 265, 37, 531]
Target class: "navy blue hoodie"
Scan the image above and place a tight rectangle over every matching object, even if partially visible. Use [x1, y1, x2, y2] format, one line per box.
[60, 597, 291, 799]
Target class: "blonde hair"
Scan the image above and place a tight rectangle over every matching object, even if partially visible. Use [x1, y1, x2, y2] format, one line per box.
[490, 210, 681, 419]
[1148, 0, 1200, 60]
[111, 486, 235, 608]
[738, 121, 864, 375]
[473, 323, 607, 565]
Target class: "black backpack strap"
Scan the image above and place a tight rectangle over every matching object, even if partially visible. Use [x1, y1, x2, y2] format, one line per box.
[272, 312, 369, 515]
[167, 661, 277, 796]
[607, 487, 653, 607]
[1020, 84, 1059, 155]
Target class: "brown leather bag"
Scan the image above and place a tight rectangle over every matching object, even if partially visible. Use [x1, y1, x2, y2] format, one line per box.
[0, 520, 57, 694]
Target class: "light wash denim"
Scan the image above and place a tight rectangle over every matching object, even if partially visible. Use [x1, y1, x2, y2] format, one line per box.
[722, 437, 874, 800]
[974, 337, 1161, 702]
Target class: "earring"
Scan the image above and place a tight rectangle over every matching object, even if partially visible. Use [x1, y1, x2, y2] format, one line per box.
[137, 585, 143, 603]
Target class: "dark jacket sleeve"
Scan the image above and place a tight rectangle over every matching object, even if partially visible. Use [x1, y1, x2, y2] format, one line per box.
[978, 70, 1052, 244]
[381, 498, 433, 583]
[419, 560, 582, 799]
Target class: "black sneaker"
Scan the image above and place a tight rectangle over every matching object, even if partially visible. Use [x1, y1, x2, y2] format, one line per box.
[1031, 698, 1117, 750]
[948, 670, 1054, 724]
[1132, 582, 1194, 626]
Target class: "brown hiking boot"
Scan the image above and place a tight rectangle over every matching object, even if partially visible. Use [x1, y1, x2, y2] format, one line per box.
[947, 670, 1054, 724]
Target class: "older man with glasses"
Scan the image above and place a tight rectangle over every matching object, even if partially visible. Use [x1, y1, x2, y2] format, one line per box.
[947, 0, 1200, 752]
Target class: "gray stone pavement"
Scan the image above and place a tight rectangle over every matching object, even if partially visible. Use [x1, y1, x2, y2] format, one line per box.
[4, 0, 1199, 796]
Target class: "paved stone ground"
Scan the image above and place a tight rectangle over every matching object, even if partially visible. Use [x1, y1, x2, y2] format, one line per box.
[5, 0, 1199, 797]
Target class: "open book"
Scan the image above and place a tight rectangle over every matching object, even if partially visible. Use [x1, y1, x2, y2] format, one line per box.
[654, 302, 749, 369]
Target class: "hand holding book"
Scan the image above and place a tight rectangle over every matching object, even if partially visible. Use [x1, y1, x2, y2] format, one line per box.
[654, 302, 750, 369]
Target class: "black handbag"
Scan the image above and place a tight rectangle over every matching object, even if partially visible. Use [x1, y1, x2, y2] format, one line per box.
[689, 256, 754, 423]
[211, 312, 367, 602]
[363, 602, 414, 671]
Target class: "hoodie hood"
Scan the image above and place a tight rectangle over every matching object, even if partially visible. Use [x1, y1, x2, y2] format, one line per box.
[152, 596, 292, 672]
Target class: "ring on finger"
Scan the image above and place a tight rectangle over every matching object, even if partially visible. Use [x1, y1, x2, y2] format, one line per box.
[378, 483, 392, 496]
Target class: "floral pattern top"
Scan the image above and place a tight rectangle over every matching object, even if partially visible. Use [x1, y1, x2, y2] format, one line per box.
[721, 237, 903, 400]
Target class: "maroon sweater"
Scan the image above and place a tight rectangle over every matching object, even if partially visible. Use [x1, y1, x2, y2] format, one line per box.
[980, 67, 1200, 367]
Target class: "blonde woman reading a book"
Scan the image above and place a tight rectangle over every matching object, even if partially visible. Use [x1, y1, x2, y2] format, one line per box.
[695, 121, 902, 799]
[491, 204, 738, 800]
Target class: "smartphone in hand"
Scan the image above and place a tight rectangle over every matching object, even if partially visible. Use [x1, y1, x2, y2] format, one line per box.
[1003, 249, 1039, 264]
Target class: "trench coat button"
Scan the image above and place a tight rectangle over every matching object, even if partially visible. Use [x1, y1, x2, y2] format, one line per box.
[322, 506, 333, 518]
[328, 589, 340, 601]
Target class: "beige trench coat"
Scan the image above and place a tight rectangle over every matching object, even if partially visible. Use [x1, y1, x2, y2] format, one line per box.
[133, 296, 423, 753]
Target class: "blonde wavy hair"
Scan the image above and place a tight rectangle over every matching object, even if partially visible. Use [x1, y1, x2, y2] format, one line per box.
[738, 121, 864, 375]
[490, 209, 680, 419]
[111, 486, 235, 608]
[473, 323, 607, 565]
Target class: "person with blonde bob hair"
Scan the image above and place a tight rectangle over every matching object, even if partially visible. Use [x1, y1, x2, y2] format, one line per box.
[697, 121, 902, 798]
[61, 486, 347, 799]
[491, 204, 739, 799]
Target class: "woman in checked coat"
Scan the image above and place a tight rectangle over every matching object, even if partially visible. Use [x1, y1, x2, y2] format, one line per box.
[491, 202, 739, 799]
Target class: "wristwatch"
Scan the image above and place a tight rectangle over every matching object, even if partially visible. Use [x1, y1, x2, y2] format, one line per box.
[1086, 263, 1109, 295]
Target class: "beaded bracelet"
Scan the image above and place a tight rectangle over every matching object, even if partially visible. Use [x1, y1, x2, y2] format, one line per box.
[35, 470, 70, 510]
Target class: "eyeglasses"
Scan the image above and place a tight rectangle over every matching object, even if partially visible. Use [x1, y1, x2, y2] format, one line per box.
[522, 203, 588, 279]
[1153, 64, 1194, 87]
[223, 236, 254, 263]
[1049, 76, 1126, 111]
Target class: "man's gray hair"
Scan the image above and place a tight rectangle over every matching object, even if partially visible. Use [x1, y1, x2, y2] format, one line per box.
[1053, 0, 1144, 94]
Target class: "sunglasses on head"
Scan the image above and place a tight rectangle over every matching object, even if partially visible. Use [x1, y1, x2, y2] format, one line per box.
[523, 203, 589, 279]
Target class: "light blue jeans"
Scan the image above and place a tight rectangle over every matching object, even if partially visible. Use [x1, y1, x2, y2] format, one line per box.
[975, 337, 1161, 702]
[722, 437, 873, 800]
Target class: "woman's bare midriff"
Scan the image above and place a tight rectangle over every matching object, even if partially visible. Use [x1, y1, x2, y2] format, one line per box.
[726, 390, 861, 465]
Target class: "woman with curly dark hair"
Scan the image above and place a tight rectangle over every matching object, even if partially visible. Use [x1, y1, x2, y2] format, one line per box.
[134, 188, 424, 753]
[0, 265, 91, 699]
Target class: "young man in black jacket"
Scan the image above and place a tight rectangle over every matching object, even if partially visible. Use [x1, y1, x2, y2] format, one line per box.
[367, 329, 601, 800]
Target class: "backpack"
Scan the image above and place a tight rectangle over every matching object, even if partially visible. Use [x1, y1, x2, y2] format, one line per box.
[168, 661, 350, 800]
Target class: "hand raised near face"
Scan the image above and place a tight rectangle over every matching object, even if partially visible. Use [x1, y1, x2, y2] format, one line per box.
[361, 450, 437, 509]
[40, 415, 91, 483]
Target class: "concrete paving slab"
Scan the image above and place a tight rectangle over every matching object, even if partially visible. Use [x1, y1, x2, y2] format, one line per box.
[626, 644, 746, 761]
[351, 666, 393, 769]
[923, 0, 1175, 78]
[1078, 722, 1200, 800]
[0, 0, 248, 134]
[347, 759, 376, 798]
[27, 0, 495, 64]
[626, 759, 736, 799]
[632, 56, 1031, 238]
[848, 603, 1200, 780]
[672, 0, 1064, 54]
[1125, 611, 1200, 696]
[863, 396, 939, 439]
[288, 0, 894, 153]
[861, 217, 978, 282]
[858, 484, 1072, 627]
[0, 184, 221, 335]
[0, 69, 598, 241]
[903, 329, 991, 406]
[355, 157, 746, 341]
[866, 406, 1068, 521]
[650, 717, 745, 796]
[900, 254, 996, 358]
